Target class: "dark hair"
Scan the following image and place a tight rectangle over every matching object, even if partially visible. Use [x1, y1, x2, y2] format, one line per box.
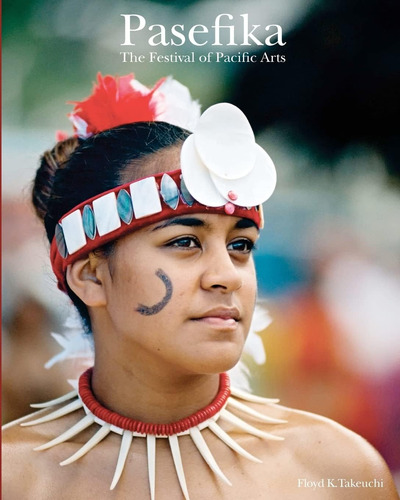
[32, 121, 190, 333]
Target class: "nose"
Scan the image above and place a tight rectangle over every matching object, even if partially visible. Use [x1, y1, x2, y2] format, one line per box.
[200, 246, 243, 293]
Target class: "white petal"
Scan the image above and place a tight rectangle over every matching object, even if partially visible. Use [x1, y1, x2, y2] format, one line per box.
[228, 360, 251, 391]
[129, 78, 151, 95]
[69, 114, 90, 138]
[155, 77, 201, 132]
[45, 331, 93, 369]
[210, 144, 277, 206]
[50, 332, 70, 349]
[180, 135, 226, 207]
[243, 331, 266, 365]
[251, 305, 273, 332]
[194, 103, 256, 180]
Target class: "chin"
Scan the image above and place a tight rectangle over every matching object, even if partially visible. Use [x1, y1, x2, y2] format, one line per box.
[189, 344, 244, 375]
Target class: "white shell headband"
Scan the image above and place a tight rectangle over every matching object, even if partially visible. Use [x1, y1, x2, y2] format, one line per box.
[50, 75, 277, 291]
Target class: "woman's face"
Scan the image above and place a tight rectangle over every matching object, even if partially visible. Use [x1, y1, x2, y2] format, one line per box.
[94, 212, 259, 377]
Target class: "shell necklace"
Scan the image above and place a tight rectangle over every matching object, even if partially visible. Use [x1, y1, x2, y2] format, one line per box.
[21, 368, 285, 500]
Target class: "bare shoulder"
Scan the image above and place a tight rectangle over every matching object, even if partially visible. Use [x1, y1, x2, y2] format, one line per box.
[251, 401, 399, 498]
[283, 405, 392, 471]
[2, 411, 83, 500]
[2, 417, 44, 498]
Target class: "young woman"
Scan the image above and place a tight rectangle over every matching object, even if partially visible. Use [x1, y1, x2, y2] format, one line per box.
[2, 74, 398, 499]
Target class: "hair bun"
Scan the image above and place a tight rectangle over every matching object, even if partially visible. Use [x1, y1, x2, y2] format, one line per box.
[32, 137, 81, 222]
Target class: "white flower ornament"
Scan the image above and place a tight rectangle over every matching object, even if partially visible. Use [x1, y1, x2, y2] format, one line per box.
[155, 77, 201, 132]
[181, 103, 277, 209]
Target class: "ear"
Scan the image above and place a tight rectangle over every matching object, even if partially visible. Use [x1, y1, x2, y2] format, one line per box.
[66, 253, 107, 307]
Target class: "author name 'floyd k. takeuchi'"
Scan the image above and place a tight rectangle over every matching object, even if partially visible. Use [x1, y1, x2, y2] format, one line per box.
[120, 13, 286, 48]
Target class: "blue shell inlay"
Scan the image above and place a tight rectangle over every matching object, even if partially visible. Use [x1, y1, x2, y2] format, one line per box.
[55, 223, 68, 258]
[160, 174, 179, 210]
[82, 205, 96, 240]
[180, 177, 195, 206]
[117, 189, 134, 224]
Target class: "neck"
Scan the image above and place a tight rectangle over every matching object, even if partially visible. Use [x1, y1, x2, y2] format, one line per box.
[91, 351, 221, 424]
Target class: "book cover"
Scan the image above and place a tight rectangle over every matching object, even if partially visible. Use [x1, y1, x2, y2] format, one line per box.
[3, 0, 399, 491]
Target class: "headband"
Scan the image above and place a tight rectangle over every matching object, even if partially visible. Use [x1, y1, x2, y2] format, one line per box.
[50, 74, 277, 292]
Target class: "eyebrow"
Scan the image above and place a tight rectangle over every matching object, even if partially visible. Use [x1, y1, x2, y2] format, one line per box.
[234, 218, 259, 231]
[152, 216, 259, 232]
[152, 217, 208, 231]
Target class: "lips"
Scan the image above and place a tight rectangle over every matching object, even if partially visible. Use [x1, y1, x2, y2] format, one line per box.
[192, 307, 241, 322]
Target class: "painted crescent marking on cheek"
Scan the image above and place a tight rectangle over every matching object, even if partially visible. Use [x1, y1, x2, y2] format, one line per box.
[136, 268, 173, 316]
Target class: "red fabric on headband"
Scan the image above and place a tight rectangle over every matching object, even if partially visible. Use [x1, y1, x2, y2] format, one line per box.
[50, 169, 261, 292]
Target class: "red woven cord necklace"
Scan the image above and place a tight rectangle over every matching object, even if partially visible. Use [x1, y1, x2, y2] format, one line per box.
[78, 368, 231, 436]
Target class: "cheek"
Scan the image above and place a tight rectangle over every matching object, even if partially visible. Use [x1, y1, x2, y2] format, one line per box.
[241, 266, 258, 312]
[106, 278, 139, 322]
[104, 261, 144, 318]
[112, 263, 182, 318]
[136, 269, 173, 316]
[243, 261, 257, 292]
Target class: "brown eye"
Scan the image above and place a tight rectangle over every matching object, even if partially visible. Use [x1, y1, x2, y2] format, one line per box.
[168, 236, 200, 248]
[227, 239, 255, 253]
